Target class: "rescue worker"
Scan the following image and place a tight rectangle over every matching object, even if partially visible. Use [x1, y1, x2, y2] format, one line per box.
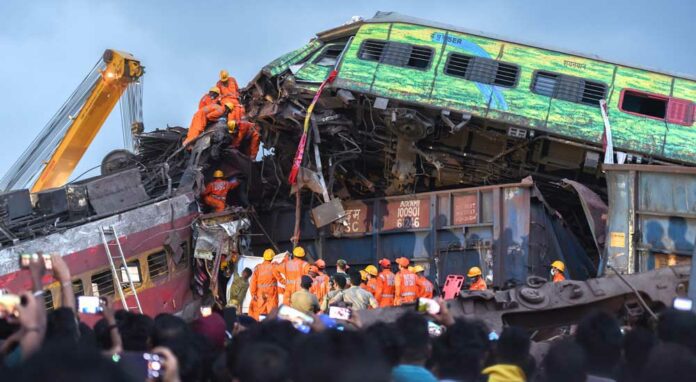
[228, 119, 261, 160]
[198, 86, 220, 109]
[216, 69, 240, 99]
[201, 170, 239, 212]
[413, 265, 434, 298]
[249, 249, 279, 320]
[359, 270, 369, 291]
[183, 101, 235, 147]
[309, 265, 329, 306]
[551, 260, 566, 282]
[227, 268, 252, 311]
[394, 257, 418, 306]
[375, 258, 395, 307]
[278, 246, 310, 304]
[364, 265, 379, 297]
[467, 266, 487, 291]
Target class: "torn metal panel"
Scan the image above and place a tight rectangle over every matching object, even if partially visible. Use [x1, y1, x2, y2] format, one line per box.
[86, 168, 150, 215]
[561, 178, 608, 254]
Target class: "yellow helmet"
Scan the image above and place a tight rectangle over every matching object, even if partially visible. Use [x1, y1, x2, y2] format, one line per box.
[412, 265, 425, 274]
[467, 266, 482, 278]
[220, 69, 229, 81]
[408, 266, 415, 273]
[223, 101, 235, 110]
[292, 246, 305, 258]
[209, 86, 220, 94]
[364, 265, 378, 276]
[263, 248, 275, 261]
[213, 170, 224, 178]
[227, 120, 236, 132]
[359, 270, 367, 281]
[551, 260, 565, 273]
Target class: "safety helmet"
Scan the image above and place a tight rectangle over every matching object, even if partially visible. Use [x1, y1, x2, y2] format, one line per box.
[407, 266, 415, 273]
[220, 69, 229, 81]
[213, 170, 224, 178]
[263, 248, 275, 261]
[359, 270, 367, 281]
[551, 260, 565, 273]
[364, 265, 378, 277]
[227, 120, 236, 132]
[467, 266, 482, 278]
[378, 258, 391, 268]
[223, 101, 235, 110]
[292, 246, 306, 258]
[209, 86, 220, 94]
[309, 265, 319, 274]
[412, 265, 425, 274]
[395, 257, 410, 267]
[315, 259, 326, 269]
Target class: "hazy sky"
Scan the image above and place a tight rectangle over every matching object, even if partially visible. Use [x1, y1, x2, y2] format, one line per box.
[0, 0, 694, 183]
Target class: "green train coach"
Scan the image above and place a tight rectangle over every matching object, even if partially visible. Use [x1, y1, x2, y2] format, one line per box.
[244, 11, 695, 198]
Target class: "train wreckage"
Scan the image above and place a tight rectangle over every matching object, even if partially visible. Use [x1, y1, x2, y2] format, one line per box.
[0, 12, 694, 330]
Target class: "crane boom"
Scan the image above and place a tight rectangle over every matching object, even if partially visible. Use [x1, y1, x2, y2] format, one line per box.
[0, 49, 143, 193]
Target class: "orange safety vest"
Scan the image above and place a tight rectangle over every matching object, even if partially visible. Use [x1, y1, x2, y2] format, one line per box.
[198, 93, 219, 109]
[417, 276, 434, 298]
[249, 261, 278, 319]
[201, 179, 239, 212]
[311, 272, 330, 305]
[230, 121, 260, 159]
[216, 78, 240, 99]
[394, 269, 418, 306]
[279, 258, 310, 302]
[375, 269, 396, 307]
[553, 272, 566, 283]
[184, 103, 226, 146]
[365, 277, 378, 296]
[469, 277, 487, 291]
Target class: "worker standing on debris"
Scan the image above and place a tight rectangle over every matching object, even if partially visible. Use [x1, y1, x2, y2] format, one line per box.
[551, 260, 566, 282]
[394, 257, 418, 306]
[375, 258, 396, 307]
[198, 87, 220, 109]
[249, 249, 279, 320]
[228, 119, 261, 159]
[467, 267, 487, 291]
[414, 265, 434, 298]
[309, 263, 329, 306]
[183, 101, 236, 147]
[279, 247, 311, 304]
[227, 268, 252, 311]
[217, 69, 239, 99]
[364, 265, 379, 296]
[201, 170, 239, 212]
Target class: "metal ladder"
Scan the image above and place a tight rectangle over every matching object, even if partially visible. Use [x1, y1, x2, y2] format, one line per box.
[99, 225, 143, 313]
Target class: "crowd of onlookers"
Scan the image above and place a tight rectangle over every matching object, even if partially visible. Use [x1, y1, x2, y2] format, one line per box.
[2, 255, 696, 382]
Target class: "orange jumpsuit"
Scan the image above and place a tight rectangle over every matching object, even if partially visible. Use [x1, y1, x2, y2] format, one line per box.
[276, 258, 310, 303]
[184, 103, 226, 146]
[417, 276, 434, 298]
[310, 272, 330, 306]
[230, 121, 261, 159]
[365, 278, 378, 296]
[469, 277, 487, 291]
[394, 269, 418, 306]
[553, 272, 566, 283]
[199, 94, 218, 109]
[201, 178, 239, 212]
[375, 269, 396, 307]
[249, 261, 278, 319]
[217, 78, 240, 99]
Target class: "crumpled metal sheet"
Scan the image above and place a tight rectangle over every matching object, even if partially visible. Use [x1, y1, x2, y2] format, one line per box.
[193, 217, 251, 256]
[561, 179, 608, 253]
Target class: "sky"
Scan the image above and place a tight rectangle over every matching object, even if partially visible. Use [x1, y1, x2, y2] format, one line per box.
[0, 0, 694, 184]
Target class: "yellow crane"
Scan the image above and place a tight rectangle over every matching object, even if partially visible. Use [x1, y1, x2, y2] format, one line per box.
[0, 49, 144, 193]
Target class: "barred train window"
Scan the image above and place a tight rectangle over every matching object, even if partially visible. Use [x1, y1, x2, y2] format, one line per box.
[531, 71, 606, 107]
[358, 39, 433, 70]
[444, 53, 519, 88]
[148, 251, 169, 279]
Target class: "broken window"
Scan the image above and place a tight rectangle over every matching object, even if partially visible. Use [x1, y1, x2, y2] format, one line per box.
[313, 44, 346, 67]
[532, 71, 606, 106]
[620, 89, 695, 125]
[120, 260, 142, 292]
[445, 53, 519, 88]
[91, 269, 115, 297]
[148, 251, 169, 279]
[358, 39, 433, 70]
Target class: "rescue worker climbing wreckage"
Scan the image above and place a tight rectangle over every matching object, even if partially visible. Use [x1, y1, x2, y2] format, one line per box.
[550, 260, 566, 282]
[201, 170, 239, 212]
[249, 249, 279, 320]
[394, 257, 418, 306]
[467, 266, 487, 291]
[375, 258, 395, 307]
[199, 86, 220, 109]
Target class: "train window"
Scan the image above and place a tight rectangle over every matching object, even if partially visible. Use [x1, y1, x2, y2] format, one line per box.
[148, 251, 169, 279]
[314, 44, 346, 67]
[91, 269, 115, 297]
[444, 53, 519, 88]
[72, 279, 84, 297]
[358, 39, 433, 70]
[620, 89, 695, 125]
[532, 71, 606, 106]
[120, 260, 142, 291]
[44, 289, 54, 312]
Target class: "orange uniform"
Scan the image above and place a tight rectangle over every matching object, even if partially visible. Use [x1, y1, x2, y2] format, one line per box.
[375, 269, 396, 307]
[394, 269, 419, 306]
[198, 93, 219, 109]
[277, 258, 310, 303]
[230, 121, 261, 159]
[184, 103, 226, 146]
[469, 277, 487, 291]
[553, 272, 566, 283]
[311, 272, 330, 305]
[217, 78, 240, 99]
[365, 277, 378, 296]
[416, 276, 434, 298]
[249, 261, 278, 320]
[202, 178, 239, 212]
